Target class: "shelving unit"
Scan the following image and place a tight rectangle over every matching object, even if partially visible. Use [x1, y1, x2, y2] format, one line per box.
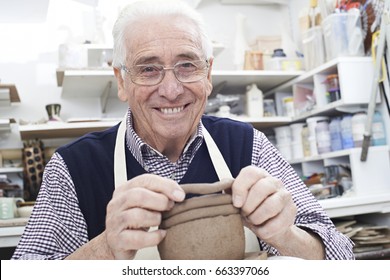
[261, 57, 390, 219]
[290, 145, 390, 217]
[264, 57, 379, 121]
[212, 70, 303, 92]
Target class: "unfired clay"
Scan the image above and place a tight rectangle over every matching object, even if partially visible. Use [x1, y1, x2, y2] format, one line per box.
[158, 178, 245, 260]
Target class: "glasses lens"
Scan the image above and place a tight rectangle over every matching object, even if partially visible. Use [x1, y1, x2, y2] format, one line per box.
[132, 64, 163, 85]
[174, 61, 208, 83]
[129, 60, 208, 86]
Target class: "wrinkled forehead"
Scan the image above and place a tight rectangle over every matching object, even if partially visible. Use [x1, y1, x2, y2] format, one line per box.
[124, 15, 204, 62]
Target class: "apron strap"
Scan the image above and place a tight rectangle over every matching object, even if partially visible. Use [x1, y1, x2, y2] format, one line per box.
[201, 123, 233, 180]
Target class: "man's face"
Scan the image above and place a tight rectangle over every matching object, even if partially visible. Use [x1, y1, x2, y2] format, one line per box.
[115, 15, 213, 149]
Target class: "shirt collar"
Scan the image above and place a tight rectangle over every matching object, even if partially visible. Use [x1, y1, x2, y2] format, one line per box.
[125, 108, 204, 165]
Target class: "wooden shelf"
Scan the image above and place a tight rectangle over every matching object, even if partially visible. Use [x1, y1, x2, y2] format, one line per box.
[18, 120, 121, 140]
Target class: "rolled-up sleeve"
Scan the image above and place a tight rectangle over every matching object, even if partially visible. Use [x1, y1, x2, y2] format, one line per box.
[251, 128, 354, 259]
[11, 153, 89, 260]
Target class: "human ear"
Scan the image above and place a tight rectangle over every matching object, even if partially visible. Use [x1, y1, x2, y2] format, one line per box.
[114, 67, 128, 102]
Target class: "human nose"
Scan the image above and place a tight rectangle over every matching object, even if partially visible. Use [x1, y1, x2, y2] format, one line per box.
[157, 68, 184, 99]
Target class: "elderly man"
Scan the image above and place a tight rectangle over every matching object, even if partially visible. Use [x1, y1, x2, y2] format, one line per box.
[12, 0, 353, 260]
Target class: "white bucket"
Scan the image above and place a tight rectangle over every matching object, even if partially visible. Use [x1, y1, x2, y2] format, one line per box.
[274, 126, 292, 145]
[291, 141, 304, 160]
[276, 143, 292, 160]
[289, 123, 305, 143]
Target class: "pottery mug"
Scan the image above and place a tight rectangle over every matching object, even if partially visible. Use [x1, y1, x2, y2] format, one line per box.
[0, 197, 24, 219]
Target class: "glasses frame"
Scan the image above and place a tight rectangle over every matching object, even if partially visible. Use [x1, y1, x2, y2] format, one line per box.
[120, 60, 210, 86]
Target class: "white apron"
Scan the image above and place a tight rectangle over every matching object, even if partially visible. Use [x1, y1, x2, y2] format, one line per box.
[113, 114, 259, 259]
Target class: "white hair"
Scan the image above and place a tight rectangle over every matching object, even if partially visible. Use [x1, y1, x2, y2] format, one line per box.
[112, 0, 213, 68]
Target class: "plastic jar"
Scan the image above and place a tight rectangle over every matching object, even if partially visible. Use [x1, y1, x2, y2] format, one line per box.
[263, 99, 276, 117]
[329, 117, 343, 151]
[306, 116, 329, 156]
[340, 114, 354, 149]
[315, 120, 331, 154]
[282, 96, 294, 117]
[273, 125, 292, 145]
[324, 74, 341, 103]
[301, 124, 311, 157]
[372, 110, 387, 146]
[351, 111, 367, 147]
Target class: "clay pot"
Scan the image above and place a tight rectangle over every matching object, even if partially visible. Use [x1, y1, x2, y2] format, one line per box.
[158, 179, 245, 260]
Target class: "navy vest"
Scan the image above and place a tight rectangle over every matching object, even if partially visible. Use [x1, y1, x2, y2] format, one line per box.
[57, 115, 253, 239]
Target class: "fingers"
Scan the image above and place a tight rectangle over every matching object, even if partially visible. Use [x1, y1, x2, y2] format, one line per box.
[241, 176, 284, 217]
[116, 173, 185, 203]
[232, 166, 298, 244]
[106, 174, 185, 259]
[232, 166, 270, 208]
[245, 187, 293, 226]
[246, 196, 297, 242]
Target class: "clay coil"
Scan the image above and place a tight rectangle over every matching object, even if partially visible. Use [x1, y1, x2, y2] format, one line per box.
[160, 204, 240, 229]
[162, 193, 232, 219]
[180, 178, 234, 195]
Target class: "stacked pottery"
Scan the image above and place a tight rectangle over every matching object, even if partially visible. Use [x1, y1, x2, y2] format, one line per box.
[158, 178, 245, 260]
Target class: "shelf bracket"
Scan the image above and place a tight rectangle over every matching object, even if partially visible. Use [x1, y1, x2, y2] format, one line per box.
[100, 80, 112, 113]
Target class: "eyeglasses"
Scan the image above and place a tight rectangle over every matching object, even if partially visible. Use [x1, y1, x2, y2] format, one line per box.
[121, 60, 209, 86]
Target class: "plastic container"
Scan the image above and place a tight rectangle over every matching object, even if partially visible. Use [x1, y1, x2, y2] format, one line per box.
[352, 111, 367, 147]
[315, 120, 331, 154]
[340, 114, 354, 149]
[263, 99, 276, 117]
[321, 12, 364, 61]
[301, 26, 325, 70]
[306, 116, 329, 156]
[291, 141, 304, 159]
[274, 125, 292, 145]
[372, 110, 387, 146]
[324, 74, 341, 103]
[282, 96, 295, 117]
[301, 124, 311, 157]
[290, 123, 305, 143]
[329, 117, 343, 151]
[245, 83, 263, 118]
[276, 143, 292, 160]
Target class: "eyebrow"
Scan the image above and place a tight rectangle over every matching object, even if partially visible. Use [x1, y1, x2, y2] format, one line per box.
[134, 53, 202, 65]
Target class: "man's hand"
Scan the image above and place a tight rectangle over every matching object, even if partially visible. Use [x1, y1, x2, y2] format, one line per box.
[105, 174, 185, 259]
[232, 166, 297, 248]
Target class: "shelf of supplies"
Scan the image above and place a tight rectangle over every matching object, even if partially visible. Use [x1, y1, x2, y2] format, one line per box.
[264, 57, 372, 96]
[212, 70, 303, 92]
[288, 145, 389, 165]
[319, 192, 390, 218]
[18, 119, 121, 140]
[230, 115, 292, 128]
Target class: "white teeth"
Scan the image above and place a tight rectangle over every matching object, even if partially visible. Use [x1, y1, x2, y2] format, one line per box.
[160, 106, 184, 114]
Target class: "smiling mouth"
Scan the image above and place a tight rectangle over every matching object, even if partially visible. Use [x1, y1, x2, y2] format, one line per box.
[159, 106, 185, 114]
